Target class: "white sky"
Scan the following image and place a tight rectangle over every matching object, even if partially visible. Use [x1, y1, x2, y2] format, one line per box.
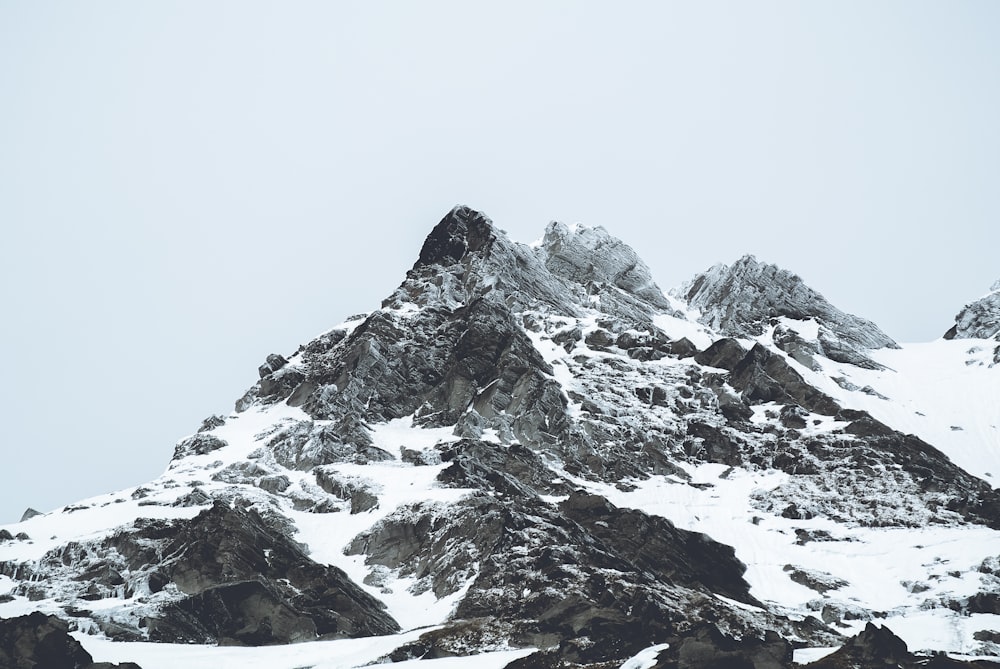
[1, 1, 998, 522]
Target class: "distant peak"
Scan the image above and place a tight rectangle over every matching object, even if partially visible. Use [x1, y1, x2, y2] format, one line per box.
[414, 205, 497, 268]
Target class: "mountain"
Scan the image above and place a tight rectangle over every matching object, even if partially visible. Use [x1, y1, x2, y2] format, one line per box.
[945, 280, 1000, 365]
[676, 255, 898, 369]
[2, 206, 999, 669]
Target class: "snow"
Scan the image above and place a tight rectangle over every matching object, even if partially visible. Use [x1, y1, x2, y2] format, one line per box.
[0, 490, 203, 565]
[75, 630, 535, 669]
[775, 316, 821, 341]
[792, 646, 838, 663]
[167, 402, 312, 478]
[845, 611, 1000, 657]
[803, 338, 1000, 485]
[619, 643, 669, 669]
[652, 308, 715, 350]
[281, 417, 477, 630]
[576, 462, 1000, 652]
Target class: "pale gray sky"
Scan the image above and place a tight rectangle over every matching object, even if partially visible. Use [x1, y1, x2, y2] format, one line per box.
[1, 1, 998, 522]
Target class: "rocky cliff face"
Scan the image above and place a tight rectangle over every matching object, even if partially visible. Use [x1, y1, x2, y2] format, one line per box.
[945, 281, 1000, 365]
[678, 255, 898, 369]
[2, 206, 999, 668]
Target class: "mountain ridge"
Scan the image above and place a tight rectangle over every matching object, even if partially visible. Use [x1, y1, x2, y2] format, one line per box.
[2, 206, 999, 668]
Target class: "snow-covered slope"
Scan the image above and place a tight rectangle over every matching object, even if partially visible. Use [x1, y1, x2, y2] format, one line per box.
[2, 206, 999, 668]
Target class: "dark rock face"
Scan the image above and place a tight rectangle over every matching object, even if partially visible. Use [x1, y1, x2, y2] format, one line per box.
[803, 623, 954, 668]
[652, 624, 792, 669]
[5, 502, 399, 645]
[142, 502, 399, 643]
[347, 481, 760, 652]
[416, 205, 497, 268]
[678, 255, 897, 367]
[346, 438, 766, 658]
[0, 612, 142, 669]
[694, 338, 748, 371]
[729, 344, 840, 416]
[558, 493, 758, 606]
[263, 418, 393, 470]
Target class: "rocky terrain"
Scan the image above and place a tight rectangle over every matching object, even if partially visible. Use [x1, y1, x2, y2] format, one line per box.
[945, 280, 1000, 364]
[2, 206, 999, 668]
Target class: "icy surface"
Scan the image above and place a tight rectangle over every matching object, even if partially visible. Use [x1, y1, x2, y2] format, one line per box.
[76, 630, 535, 669]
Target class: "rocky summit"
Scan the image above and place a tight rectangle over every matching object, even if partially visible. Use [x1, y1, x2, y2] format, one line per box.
[2, 206, 1000, 669]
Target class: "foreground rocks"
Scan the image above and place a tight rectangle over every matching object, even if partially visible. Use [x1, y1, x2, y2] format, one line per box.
[0, 612, 141, 669]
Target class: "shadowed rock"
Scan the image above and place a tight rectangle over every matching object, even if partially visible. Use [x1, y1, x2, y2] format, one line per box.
[0, 612, 143, 669]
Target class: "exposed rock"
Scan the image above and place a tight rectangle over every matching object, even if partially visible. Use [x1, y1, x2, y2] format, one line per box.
[19, 507, 41, 522]
[650, 624, 792, 669]
[541, 221, 677, 316]
[694, 338, 748, 371]
[415, 205, 497, 268]
[558, 492, 759, 606]
[782, 565, 849, 594]
[800, 622, 984, 668]
[685, 421, 742, 465]
[670, 337, 700, 358]
[172, 433, 227, 460]
[0, 612, 143, 669]
[678, 255, 898, 367]
[197, 415, 226, 433]
[257, 353, 288, 379]
[773, 323, 822, 371]
[5, 206, 1000, 662]
[314, 468, 379, 513]
[729, 344, 840, 415]
[148, 502, 398, 643]
[945, 282, 1000, 340]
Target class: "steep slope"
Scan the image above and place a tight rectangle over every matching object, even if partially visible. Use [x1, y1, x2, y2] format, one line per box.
[2, 206, 1000, 667]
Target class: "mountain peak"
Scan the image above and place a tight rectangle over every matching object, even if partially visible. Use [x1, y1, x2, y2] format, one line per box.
[676, 255, 897, 367]
[414, 205, 497, 268]
[8, 208, 1000, 666]
[539, 220, 672, 311]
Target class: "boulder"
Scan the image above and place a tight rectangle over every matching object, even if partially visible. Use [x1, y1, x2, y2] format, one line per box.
[0, 612, 143, 669]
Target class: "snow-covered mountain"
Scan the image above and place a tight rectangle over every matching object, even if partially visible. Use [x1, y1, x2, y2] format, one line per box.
[2, 206, 1000, 668]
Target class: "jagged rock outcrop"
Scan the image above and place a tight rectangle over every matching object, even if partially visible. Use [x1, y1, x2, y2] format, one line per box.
[678, 255, 898, 368]
[944, 281, 1000, 351]
[3, 501, 399, 645]
[803, 623, 985, 668]
[19, 508, 41, 522]
[0, 612, 142, 669]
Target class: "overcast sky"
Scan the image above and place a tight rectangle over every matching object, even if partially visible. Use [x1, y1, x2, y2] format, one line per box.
[1, 1, 998, 523]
